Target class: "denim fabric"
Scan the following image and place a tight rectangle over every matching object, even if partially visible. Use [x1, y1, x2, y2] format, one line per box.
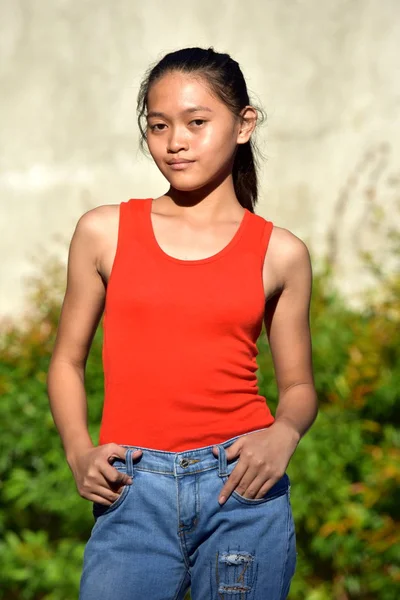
[79, 427, 297, 599]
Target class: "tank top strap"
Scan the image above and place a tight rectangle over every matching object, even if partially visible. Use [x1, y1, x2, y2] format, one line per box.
[122, 198, 150, 241]
[240, 210, 274, 269]
[111, 198, 144, 253]
[126, 198, 149, 214]
[112, 199, 128, 254]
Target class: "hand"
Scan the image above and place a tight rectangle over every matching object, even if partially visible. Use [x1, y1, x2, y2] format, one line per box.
[68, 443, 143, 506]
[212, 421, 300, 505]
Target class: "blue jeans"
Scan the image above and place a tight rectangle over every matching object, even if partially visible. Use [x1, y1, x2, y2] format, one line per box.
[79, 428, 297, 599]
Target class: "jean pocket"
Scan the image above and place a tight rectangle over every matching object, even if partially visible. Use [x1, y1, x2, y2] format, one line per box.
[92, 459, 132, 518]
[220, 465, 290, 506]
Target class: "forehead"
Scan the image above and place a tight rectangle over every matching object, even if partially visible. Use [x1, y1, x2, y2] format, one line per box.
[146, 72, 223, 116]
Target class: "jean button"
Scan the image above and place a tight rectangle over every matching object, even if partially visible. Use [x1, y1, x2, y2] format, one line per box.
[180, 458, 190, 468]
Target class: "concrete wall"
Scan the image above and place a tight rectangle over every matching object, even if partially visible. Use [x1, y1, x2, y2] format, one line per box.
[1, 0, 399, 320]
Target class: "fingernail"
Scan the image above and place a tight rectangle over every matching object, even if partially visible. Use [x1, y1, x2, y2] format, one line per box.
[219, 495, 226, 504]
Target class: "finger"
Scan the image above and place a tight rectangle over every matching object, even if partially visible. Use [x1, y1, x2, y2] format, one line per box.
[254, 479, 275, 499]
[90, 495, 116, 506]
[240, 475, 271, 499]
[219, 463, 248, 504]
[89, 486, 123, 506]
[99, 460, 133, 486]
[105, 444, 142, 463]
[88, 494, 119, 506]
[230, 468, 264, 499]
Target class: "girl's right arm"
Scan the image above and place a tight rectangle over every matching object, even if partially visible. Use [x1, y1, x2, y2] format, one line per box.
[46, 206, 136, 505]
[46, 208, 106, 468]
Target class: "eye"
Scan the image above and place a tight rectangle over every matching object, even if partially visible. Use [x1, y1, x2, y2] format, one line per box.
[149, 123, 166, 132]
[191, 119, 206, 126]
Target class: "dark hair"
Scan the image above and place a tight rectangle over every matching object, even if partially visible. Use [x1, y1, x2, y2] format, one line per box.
[136, 46, 267, 212]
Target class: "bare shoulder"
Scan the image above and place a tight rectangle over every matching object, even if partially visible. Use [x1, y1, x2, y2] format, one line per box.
[50, 204, 120, 367]
[73, 203, 119, 270]
[268, 225, 313, 291]
[75, 203, 118, 236]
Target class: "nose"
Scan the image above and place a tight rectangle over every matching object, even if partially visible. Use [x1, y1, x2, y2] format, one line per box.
[167, 126, 189, 153]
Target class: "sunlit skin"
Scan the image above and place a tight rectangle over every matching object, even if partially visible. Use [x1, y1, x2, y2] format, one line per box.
[145, 71, 257, 222]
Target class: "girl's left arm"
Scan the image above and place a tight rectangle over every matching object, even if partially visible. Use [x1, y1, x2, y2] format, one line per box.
[265, 229, 319, 444]
[214, 229, 319, 504]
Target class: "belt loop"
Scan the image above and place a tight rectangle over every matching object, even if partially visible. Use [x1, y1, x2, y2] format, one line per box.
[125, 447, 133, 478]
[217, 443, 227, 476]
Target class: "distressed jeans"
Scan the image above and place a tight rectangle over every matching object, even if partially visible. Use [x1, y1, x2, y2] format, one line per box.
[79, 428, 297, 599]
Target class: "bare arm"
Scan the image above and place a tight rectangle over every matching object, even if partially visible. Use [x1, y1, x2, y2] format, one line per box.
[214, 231, 318, 503]
[46, 208, 107, 467]
[265, 229, 318, 443]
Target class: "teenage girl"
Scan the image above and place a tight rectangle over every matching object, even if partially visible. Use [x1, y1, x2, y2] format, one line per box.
[47, 46, 318, 600]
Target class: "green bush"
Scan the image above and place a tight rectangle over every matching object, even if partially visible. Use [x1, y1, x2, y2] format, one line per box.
[0, 229, 398, 599]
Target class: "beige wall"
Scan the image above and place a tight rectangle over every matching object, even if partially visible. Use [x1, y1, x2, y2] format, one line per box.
[1, 0, 399, 319]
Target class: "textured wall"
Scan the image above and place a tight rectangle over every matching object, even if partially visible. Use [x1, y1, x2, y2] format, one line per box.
[1, 0, 399, 319]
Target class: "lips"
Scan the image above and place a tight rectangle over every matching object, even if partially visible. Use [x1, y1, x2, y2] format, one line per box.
[168, 161, 194, 170]
[167, 159, 194, 165]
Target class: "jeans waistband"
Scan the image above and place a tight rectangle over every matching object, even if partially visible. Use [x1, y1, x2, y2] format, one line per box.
[118, 427, 272, 477]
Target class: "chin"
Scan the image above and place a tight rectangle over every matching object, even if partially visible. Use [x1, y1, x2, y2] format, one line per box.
[163, 175, 206, 191]
[168, 185, 202, 194]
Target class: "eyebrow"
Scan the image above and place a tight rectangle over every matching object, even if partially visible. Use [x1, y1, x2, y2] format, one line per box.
[146, 105, 213, 119]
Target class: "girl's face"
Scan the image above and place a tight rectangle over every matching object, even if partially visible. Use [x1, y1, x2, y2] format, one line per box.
[145, 71, 254, 192]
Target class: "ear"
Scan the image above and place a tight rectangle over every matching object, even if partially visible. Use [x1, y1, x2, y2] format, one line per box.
[236, 105, 257, 145]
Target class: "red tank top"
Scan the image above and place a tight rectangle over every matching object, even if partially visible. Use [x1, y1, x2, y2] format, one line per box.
[98, 198, 275, 451]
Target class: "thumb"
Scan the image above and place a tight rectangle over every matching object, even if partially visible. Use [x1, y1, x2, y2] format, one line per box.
[107, 444, 142, 464]
[221, 443, 240, 461]
[212, 444, 238, 460]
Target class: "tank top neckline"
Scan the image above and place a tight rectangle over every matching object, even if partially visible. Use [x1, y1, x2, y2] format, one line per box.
[143, 197, 252, 265]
